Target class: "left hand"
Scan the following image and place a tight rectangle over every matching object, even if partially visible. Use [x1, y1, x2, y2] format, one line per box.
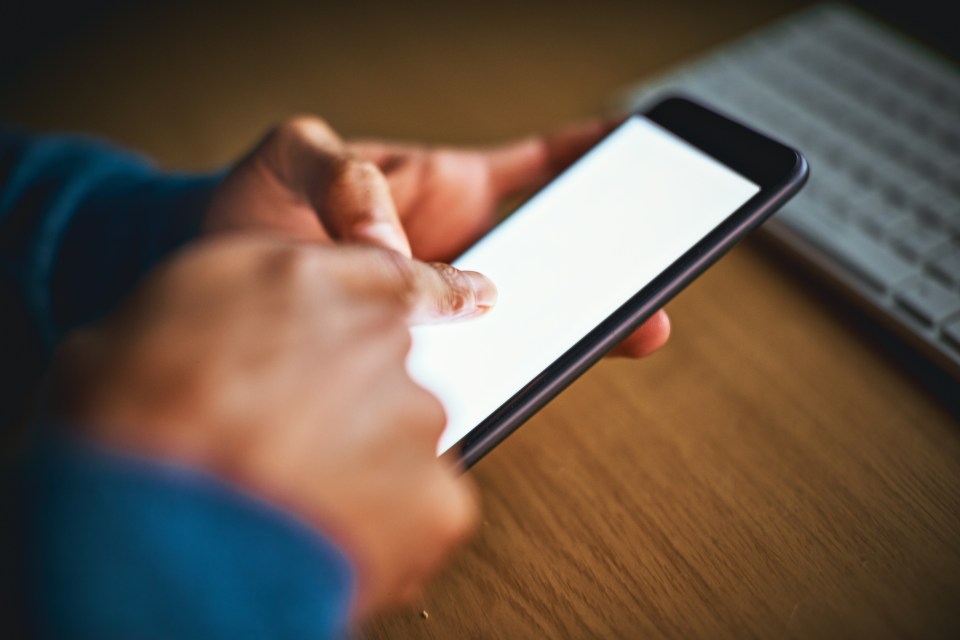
[204, 116, 670, 358]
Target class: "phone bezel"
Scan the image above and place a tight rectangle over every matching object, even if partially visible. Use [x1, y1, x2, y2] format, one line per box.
[444, 95, 809, 469]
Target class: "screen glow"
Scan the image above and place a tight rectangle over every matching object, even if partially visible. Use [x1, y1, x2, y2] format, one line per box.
[406, 116, 760, 454]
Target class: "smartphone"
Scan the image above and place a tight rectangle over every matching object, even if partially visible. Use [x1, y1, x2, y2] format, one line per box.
[406, 96, 808, 468]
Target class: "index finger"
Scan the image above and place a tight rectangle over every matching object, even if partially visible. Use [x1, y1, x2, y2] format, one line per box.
[333, 248, 498, 325]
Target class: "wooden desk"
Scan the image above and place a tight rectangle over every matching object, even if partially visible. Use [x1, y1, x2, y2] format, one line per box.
[5, 1, 959, 637]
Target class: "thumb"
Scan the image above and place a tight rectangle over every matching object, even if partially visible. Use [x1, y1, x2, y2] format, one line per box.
[325, 156, 412, 257]
[261, 117, 412, 257]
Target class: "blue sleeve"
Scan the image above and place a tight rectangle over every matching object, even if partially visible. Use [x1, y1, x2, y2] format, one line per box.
[0, 130, 356, 638]
[18, 435, 354, 640]
[0, 128, 216, 428]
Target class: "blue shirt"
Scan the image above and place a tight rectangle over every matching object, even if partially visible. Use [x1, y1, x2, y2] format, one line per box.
[1, 129, 354, 639]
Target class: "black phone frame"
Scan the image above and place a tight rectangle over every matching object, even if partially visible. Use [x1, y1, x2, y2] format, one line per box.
[445, 95, 809, 469]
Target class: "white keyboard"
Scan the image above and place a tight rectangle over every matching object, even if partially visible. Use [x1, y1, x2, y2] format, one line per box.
[624, 3, 960, 380]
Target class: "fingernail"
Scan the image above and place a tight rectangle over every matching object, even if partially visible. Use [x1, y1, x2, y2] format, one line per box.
[355, 221, 412, 257]
[464, 271, 498, 310]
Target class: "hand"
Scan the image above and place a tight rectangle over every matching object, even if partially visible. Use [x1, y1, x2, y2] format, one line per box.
[204, 116, 670, 359]
[54, 238, 497, 619]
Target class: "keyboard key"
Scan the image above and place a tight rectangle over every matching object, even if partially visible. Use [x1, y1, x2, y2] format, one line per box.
[623, 3, 960, 377]
[787, 207, 916, 291]
[854, 200, 913, 239]
[920, 193, 960, 236]
[890, 220, 949, 260]
[894, 276, 960, 326]
[944, 317, 960, 355]
[927, 245, 960, 286]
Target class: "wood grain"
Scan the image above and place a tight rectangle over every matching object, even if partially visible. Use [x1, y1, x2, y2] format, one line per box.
[5, 1, 959, 637]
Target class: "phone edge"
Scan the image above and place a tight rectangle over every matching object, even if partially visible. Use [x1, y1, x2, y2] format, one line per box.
[450, 102, 810, 470]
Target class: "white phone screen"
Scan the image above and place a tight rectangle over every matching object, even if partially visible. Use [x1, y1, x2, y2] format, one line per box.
[406, 116, 760, 454]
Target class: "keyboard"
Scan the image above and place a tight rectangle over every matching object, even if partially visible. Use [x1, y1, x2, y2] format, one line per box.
[622, 2, 960, 381]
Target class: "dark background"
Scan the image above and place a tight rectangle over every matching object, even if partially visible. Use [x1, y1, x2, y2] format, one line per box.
[2, 0, 956, 94]
[4, 0, 954, 168]
[3, 3, 960, 638]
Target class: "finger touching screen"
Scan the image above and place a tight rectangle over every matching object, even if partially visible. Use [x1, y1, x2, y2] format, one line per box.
[406, 116, 760, 455]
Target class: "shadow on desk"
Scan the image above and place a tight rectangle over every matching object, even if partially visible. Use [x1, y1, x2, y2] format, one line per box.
[753, 238, 960, 422]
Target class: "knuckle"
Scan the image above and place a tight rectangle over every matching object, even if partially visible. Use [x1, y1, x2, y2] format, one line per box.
[258, 244, 321, 285]
[344, 157, 381, 178]
[273, 115, 335, 144]
[438, 290, 467, 316]
[430, 263, 472, 315]
[333, 157, 387, 190]
[264, 117, 342, 166]
[441, 289, 468, 315]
